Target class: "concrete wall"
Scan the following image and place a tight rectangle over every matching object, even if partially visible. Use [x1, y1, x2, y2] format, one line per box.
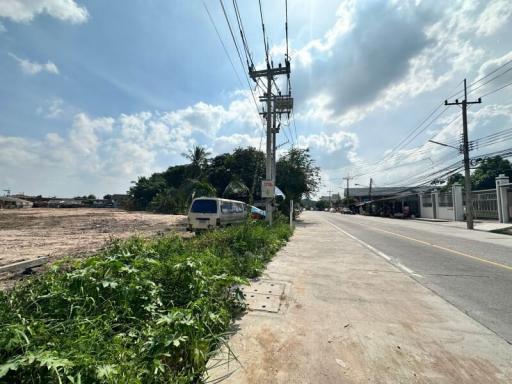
[437, 206, 455, 220]
[419, 194, 434, 219]
[496, 175, 511, 223]
[419, 189, 462, 221]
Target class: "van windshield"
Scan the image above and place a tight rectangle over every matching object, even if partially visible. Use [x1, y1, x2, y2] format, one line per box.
[191, 199, 217, 213]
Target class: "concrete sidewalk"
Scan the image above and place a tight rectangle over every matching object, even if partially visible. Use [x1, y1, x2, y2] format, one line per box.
[413, 217, 512, 233]
[206, 214, 512, 383]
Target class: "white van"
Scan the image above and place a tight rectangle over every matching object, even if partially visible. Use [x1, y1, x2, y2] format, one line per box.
[187, 197, 248, 231]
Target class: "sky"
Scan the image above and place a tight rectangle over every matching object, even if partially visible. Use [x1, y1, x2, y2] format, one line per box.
[1, 0, 512, 198]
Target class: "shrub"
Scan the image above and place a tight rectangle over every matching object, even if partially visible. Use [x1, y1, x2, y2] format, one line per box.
[0, 220, 292, 383]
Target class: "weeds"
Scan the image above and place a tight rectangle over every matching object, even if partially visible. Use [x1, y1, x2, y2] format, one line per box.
[0, 220, 292, 383]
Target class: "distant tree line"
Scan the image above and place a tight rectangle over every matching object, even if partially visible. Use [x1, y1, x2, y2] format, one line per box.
[442, 156, 512, 191]
[127, 145, 320, 215]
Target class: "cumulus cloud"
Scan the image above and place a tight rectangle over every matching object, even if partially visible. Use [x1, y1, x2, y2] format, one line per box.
[0, 93, 266, 196]
[291, 1, 434, 119]
[9, 53, 59, 75]
[37, 98, 64, 118]
[0, 0, 88, 24]
[475, 0, 512, 37]
[477, 51, 512, 82]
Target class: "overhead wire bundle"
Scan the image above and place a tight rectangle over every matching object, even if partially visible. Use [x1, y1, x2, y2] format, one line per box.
[344, 56, 512, 185]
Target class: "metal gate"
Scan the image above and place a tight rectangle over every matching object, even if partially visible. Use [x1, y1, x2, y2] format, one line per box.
[471, 189, 498, 219]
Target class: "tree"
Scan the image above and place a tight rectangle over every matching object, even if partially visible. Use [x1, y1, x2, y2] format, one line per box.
[223, 179, 250, 201]
[206, 147, 265, 202]
[149, 188, 178, 214]
[128, 174, 167, 210]
[315, 200, 329, 211]
[182, 145, 211, 177]
[276, 148, 321, 215]
[441, 173, 464, 191]
[472, 156, 512, 190]
[162, 164, 192, 189]
[207, 153, 235, 196]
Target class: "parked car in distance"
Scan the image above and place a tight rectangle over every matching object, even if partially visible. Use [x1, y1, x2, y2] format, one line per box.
[187, 197, 247, 232]
[341, 208, 353, 214]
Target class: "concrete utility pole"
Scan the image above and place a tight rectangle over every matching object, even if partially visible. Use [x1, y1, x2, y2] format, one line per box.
[250, 61, 292, 225]
[445, 79, 482, 230]
[289, 199, 294, 228]
[343, 175, 353, 204]
[368, 178, 373, 215]
[327, 189, 333, 208]
[272, 102, 279, 187]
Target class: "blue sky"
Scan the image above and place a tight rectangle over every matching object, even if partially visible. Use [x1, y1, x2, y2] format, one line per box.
[1, 0, 512, 198]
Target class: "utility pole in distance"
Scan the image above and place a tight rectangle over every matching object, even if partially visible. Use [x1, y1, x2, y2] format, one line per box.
[343, 174, 354, 206]
[368, 178, 373, 215]
[445, 79, 482, 230]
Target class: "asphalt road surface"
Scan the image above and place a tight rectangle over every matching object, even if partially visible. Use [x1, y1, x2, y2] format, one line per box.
[319, 211, 512, 344]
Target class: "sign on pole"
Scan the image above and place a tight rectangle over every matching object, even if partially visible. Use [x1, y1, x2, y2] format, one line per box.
[261, 180, 275, 198]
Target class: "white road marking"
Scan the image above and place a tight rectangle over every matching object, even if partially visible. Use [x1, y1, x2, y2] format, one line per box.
[324, 218, 423, 278]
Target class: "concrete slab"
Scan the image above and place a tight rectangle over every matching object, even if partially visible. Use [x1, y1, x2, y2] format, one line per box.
[206, 212, 512, 383]
[240, 280, 285, 313]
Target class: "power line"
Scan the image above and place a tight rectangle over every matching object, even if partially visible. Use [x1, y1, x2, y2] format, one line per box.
[217, 0, 266, 131]
[203, 2, 244, 90]
[291, 109, 299, 144]
[469, 57, 512, 89]
[257, 0, 270, 64]
[479, 80, 512, 98]
[468, 66, 512, 95]
[219, 0, 247, 75]
[231, 0, 253, 67]
[348, 113, 461, 178]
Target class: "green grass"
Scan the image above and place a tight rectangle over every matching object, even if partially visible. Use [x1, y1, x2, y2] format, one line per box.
[0, 220, 292, 383]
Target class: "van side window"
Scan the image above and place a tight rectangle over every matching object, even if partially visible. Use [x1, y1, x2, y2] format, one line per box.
[221, 202, 232, 213]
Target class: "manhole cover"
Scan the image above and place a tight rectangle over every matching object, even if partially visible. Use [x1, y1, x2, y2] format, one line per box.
[240, 280, 285, 313]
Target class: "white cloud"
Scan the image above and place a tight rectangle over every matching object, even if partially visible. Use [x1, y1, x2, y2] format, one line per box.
[298, 130, 358, 155]
[0, 92, 266, 196]
[9, 53, 59, 75]
[475, 0, 512, 37]
[69, 113, 113, 156]
[37, 98, 64, 118]
[477, 51, 512, 80]
[0, 22, 6, 32]
[0, 0, 88, 24]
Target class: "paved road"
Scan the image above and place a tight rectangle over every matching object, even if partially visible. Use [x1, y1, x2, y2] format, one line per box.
[319, 211, 512, 344]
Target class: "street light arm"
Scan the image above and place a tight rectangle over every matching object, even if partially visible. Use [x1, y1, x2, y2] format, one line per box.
[428, 139, 459, 151]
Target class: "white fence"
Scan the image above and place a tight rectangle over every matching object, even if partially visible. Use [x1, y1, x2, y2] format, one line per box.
[419, 175, 511, 223]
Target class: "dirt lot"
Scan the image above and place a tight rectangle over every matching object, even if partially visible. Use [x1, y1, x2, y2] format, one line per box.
[0, 208, 187, 269]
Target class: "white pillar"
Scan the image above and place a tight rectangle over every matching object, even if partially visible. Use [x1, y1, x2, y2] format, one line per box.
[433, 190, 439, 219]
[452, 183, 464, 221]
[496, 174, 510, 223]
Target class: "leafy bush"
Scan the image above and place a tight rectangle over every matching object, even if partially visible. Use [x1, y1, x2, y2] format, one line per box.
[0, 221, 292, 383]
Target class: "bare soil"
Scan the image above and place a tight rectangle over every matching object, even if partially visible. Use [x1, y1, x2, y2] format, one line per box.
[0, 208, 186, 269]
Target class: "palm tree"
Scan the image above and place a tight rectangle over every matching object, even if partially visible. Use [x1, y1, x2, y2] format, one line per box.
[182, 145, 211, 175]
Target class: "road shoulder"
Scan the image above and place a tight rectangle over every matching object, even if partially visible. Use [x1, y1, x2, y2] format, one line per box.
[206, 212, 512, 383]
